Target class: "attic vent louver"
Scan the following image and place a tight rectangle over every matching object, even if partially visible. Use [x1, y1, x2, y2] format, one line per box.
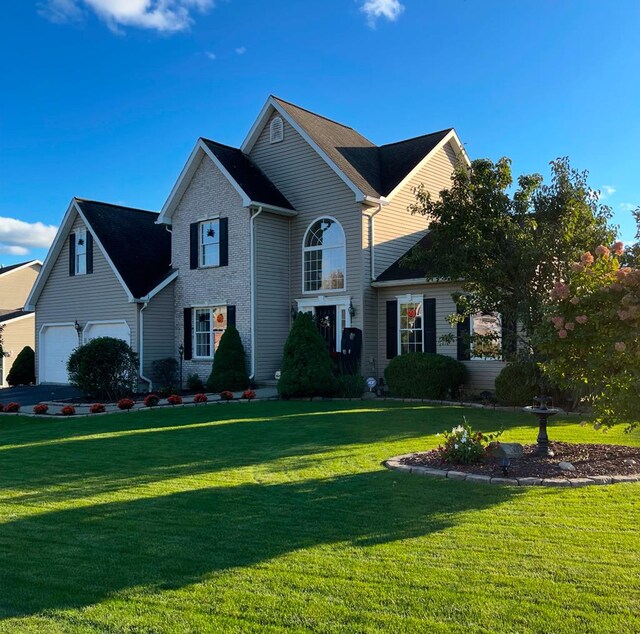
[270, 116, 284, 144]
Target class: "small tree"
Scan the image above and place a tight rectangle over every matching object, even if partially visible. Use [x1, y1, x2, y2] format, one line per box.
[151, 357, 178, 391]
[278, 312, 337, 398]
[206, 326, 249, 392]
[6, 346, 35, 386]
[67, 337, 138, 401]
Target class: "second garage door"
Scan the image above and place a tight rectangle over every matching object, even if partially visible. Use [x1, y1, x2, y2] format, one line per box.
[83, 321, 131, 344]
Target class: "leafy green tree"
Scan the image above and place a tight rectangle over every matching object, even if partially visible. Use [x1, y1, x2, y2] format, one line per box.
[206, 326, 249, 392]
[406, 157, 616, 357]
[67, 337, 138, 400]
[278, 312, 337, 398]
[6, 346, 35, 386]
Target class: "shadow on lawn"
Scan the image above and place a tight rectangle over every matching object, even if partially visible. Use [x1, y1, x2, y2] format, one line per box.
[0, 403, 514, 505]
[0, 469, 521, 618]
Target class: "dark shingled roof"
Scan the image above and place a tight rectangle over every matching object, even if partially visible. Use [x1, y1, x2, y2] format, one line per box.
[75, 199, 173, 298]
[201, 138, 294, 211]
[273, 97, 453, 198]
[0, 309, 33, 322]
[376, 233, 433, 282]
[0, 261, 38, 276]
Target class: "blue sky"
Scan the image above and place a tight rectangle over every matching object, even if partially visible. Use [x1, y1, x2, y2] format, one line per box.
[1, 0, 639, 265]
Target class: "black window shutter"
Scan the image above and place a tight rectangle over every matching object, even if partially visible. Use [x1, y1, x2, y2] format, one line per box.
[501, 314, 517, 361]
[424, 298, 437, 353]
[386, 300, 398, 359]
[189, 223, 199, 270]
[457, 307, 471, 361]
[183, 308, 192, 360]
[227, 305, 236, 328]
[86, 232, 94, 275]
[219, 218, 229, 267]
[69, 233, 76, 277]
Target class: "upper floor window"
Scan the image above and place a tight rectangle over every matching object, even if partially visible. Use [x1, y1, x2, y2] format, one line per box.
[75, 229, 87, 275]
[200, 219, 220, 267]
[470, 312, 502, 360]
[270, 116, 284, 144]
[398, 295, 423, 355]
[303, 217, 346, 293]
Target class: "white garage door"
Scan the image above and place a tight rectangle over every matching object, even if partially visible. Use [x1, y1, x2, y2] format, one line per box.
[40, 325, 79, 384]
[83, 321, 130, 344]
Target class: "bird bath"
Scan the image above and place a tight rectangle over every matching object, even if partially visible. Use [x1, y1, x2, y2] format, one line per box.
[523, 396, 560, 457]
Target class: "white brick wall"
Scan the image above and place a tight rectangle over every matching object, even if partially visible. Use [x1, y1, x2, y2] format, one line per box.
[172, 154, 252, 384]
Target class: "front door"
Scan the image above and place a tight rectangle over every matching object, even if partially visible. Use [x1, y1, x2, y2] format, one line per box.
[315, 305, 337, 353]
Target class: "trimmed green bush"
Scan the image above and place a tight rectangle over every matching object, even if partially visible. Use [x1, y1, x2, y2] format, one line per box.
[495, 360, 541, 406]
[67, 337, 138, 401]
[334, 373, 365, 398]
[278, 312, 337, 398]
[206, 326, 249, 392]
[6, 346, 35, 386]
[186, 372, 205, 392]
[151, 357, 178, 392]
[384, 353, 467, 399]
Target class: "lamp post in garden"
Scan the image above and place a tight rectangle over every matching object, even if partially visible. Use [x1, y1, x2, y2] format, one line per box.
[178, 344, 184, 393]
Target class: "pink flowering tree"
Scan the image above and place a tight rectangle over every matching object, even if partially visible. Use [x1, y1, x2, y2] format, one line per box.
[540, 240, 640, 429]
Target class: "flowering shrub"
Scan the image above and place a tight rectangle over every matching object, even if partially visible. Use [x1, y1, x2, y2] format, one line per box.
[542, 241, 640, 430]
[167, 394, 183, 405]
[219, 390, 234, 401]
[143, 394, 160, 408]
[117, 398, 135, 411]
[193, 393, 208, 404]
[242, 389, 256, 400]
[5, 402, 21, 413]
[33, 404, 49, 415]
[90, 403, 106, 414]
[436, 420, 502, 465]
[60, 405, 75, 416]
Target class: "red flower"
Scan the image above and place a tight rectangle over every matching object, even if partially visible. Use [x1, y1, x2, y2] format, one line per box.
[90, 403, 106, 414]
[143, 394, 160, 408]
[220, 390, 234, 401]
[242, 389, 256, 400]
[5, 402, 20, 413]
[60, 405, 75, 416]
[167, 394, 183, 405]
[193, 393, 208, 404]
[33, 404, 49, 415]
[117, 398, 135, 410]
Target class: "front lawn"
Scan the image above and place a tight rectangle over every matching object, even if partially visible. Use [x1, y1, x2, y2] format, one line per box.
[0, 402, 638, 632]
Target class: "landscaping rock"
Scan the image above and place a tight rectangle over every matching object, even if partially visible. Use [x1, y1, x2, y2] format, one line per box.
[558, 461, 576, 472]
[416, 467, 447, 478]
[446, 471, 467, 480]
[611, 474, 640, 483]
[588, 475, 613, 485]
[517, 477, 542, 486]
[570, 478, 596, 487]
[489, 442, 524, 459]
[466, 474, 491, 484]
[490, 477, 519, 485]
[542, 478, 571, 487]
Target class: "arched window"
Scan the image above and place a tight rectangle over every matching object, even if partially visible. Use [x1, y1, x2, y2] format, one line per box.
[303, 217, 346, 292]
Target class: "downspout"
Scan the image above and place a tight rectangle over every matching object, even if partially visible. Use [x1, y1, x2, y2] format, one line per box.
[249, 206, 263, 380]
[364, 203, 383, 281]
[138, 301, 153, 391]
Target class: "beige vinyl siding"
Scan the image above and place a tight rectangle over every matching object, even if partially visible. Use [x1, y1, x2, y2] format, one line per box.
[254, 213, 290, 380]
[35, 215, 138, 381]
[249, 111, 364, 329]
[0, 315, 35, 387]
[0, 264, 41, 309]
[142, 281, 176, 381]
[376, 282, 505, 392]
[373, 141, 458, 278]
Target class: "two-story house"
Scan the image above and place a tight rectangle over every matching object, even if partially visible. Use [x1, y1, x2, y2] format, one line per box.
[27, 96, 505, 390]
[0, 260, 41, 387]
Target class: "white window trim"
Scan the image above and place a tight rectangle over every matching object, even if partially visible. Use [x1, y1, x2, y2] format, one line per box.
[75, 229, 87, 276]
[302, 215, 347, 295]
[294, 295, 352, 351]
[397, 294, 424, 356]
[469, 312, 502, 361]
[192, 306, 227, 360]
[199, 219, 221, 269]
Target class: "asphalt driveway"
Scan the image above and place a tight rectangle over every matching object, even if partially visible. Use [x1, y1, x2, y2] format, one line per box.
[0, 385, 81, 407]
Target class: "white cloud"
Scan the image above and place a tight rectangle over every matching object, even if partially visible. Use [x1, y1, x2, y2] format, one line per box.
[360, 0, 405, 27]
[205, 51, 216, 60]
[39, 0, 215, 33]
[0, 245, 29, 256]
[234, 46, 246, 55]
[620, 202, 638, 211]
[599, 185, 616, 200]
[0, 217, 58, 256]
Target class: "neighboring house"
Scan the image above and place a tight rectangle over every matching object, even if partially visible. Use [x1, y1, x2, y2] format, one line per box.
[25, 199, 176, 386]
[0, 260, 41, 387]
[28, 96, 505, 391]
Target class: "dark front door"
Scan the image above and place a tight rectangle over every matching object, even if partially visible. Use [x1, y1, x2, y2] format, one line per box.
[315, 305, 337, 353]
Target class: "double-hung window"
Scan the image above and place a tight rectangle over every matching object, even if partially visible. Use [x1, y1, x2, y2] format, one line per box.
[398, 295, 423, 355]
[303, 217, 346, 292]
[470, 312, 502, 360]
[193, 306, 227, 358]
[200, 219, 220, 267]
[75, 229, 87, 275]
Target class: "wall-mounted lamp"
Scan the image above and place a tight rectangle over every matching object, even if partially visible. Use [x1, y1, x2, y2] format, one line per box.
[348, 300, 356, 319]
[74, 320, 82, 334]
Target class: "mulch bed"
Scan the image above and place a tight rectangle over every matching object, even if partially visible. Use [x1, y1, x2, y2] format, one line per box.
[400, 442, 640, 479]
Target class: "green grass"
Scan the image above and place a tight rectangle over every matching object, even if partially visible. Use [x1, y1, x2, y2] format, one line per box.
[0, 401, 638, 633]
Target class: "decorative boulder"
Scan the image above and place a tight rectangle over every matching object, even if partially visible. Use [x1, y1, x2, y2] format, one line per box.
[489, 442, 524, 460]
